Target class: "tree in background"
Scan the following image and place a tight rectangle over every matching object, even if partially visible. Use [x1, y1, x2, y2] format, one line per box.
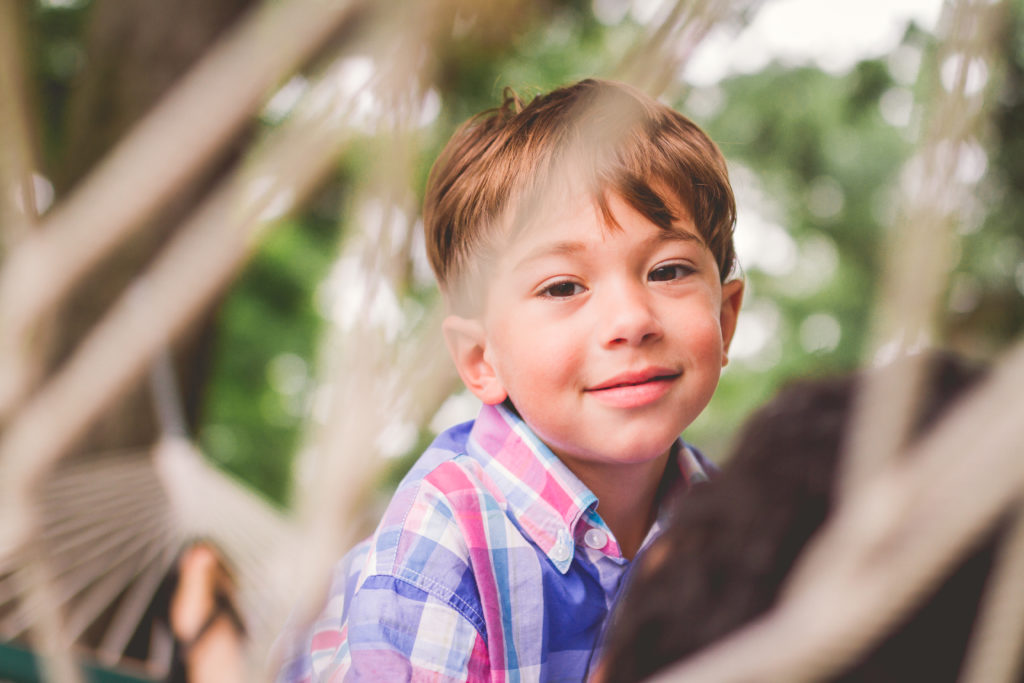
[24, 0, 257, 457]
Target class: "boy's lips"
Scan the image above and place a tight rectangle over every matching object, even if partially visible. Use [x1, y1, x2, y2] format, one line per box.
[585, 368, 681, 408]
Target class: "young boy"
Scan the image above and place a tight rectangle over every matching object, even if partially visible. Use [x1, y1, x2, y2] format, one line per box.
[283, 78, 743, 682]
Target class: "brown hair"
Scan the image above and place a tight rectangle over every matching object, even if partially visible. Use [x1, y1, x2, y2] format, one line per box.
[423, 78, 736, 311]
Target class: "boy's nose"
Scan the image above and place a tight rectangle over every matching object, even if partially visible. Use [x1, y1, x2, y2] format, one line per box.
[599, 284, 663, 348]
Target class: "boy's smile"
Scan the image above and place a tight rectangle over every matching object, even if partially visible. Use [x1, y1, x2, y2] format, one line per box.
[444, 191, 743, 487]
[584, 366, 682, 409]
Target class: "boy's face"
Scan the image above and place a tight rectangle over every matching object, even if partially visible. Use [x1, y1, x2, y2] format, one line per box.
[444, 192, 743, 476]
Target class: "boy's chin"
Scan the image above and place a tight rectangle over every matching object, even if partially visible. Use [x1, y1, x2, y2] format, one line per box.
[586, 442, 679, 468]
[598, 425, 687, 459]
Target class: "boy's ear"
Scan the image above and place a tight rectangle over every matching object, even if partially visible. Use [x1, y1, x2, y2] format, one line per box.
[442, 315, 508, 405]
[719, 279, 744, 367]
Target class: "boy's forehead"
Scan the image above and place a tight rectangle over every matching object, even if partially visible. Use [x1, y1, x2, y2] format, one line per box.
[510, 189, 705, 248]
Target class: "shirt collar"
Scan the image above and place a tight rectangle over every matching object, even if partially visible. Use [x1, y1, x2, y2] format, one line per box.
[465, 403, 708, 574]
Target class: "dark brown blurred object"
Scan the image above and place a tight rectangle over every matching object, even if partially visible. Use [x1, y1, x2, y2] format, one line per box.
[596, 352, 1020, 683]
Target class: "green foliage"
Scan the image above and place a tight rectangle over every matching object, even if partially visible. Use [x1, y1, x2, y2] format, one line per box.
[198, 217, 338, 505]
[682, 57, 916, 455]
[680, 18, 1024, 456]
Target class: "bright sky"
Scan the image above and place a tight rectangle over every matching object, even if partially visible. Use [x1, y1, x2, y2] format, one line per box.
[685, 0, 947, 85]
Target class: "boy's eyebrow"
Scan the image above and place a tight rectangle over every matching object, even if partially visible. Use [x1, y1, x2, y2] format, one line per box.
[514, 230, 706, 269]
[515, 240, 587, 268]
[654, 229, 706, 248]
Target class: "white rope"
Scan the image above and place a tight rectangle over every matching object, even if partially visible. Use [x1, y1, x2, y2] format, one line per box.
[959, 502, 1024, 683]
[839, 0, 1003, 500]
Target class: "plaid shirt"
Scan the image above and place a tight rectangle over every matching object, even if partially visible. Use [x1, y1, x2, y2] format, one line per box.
[279, 402, 712, 682]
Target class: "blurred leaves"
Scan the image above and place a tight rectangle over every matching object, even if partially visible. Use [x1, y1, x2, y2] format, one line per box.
[198, 216, 338, 504]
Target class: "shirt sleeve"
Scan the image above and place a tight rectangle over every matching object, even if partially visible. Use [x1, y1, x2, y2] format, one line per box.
[332, 573, 489, 682]
[275, 542, 370, 683]
[279, 567, 488, 683]
[290, 468, 493, 682]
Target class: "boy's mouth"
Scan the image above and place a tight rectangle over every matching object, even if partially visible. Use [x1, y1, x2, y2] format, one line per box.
[587, 368, 681, 391]
[585, 368, 681, 408]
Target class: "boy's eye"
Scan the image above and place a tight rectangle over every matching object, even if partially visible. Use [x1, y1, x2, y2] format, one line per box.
[541, 281, 584, 298]
[649, 263, 693, 282]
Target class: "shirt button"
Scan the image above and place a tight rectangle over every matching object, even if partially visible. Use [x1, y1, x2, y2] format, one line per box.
[551, 542, 571, 562]
[584, 528, 608, 550]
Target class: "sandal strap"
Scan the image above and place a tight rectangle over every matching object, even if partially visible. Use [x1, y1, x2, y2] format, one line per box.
[179, 591, 246, 655]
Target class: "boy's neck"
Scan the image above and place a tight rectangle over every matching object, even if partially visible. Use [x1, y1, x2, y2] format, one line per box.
[573, 452, 671, 560]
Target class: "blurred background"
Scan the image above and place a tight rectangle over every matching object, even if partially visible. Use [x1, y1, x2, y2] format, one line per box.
[19, 0, 1019, 501]
[2, 0, 1022, 680]
[21, 0, 1023, 506]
